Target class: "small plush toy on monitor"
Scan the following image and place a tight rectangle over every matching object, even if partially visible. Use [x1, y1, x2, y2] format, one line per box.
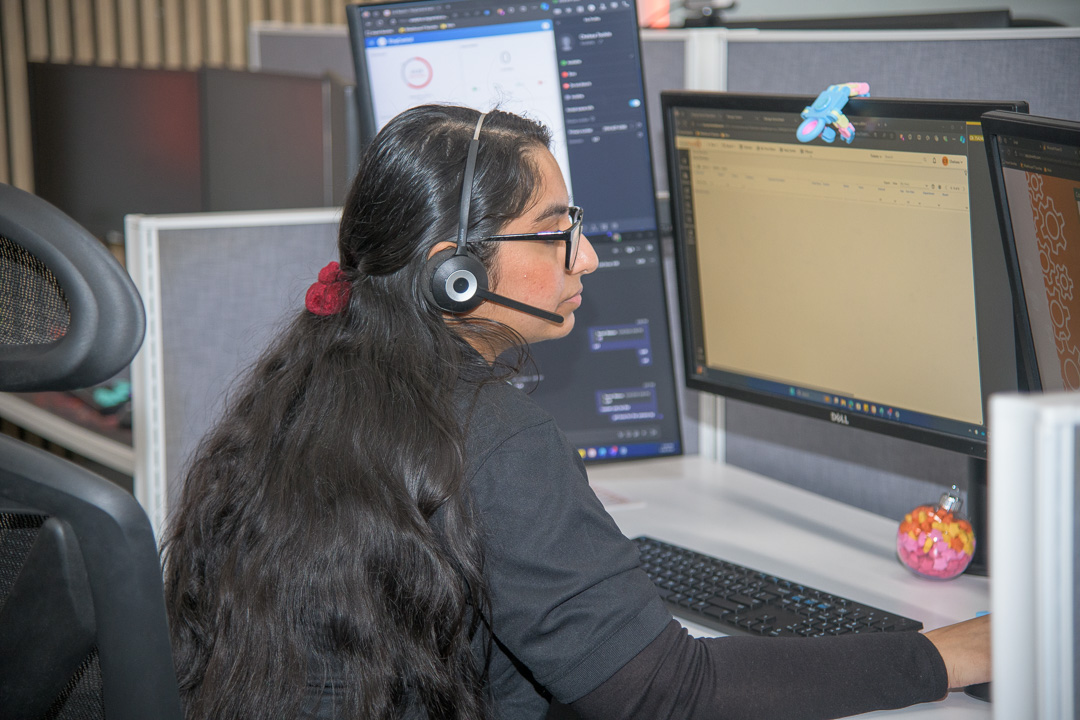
[796, 82, 871, 144]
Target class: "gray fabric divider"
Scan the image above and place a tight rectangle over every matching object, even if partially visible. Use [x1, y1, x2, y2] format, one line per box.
[724, 399, 972, 520]
[715, 32, 1080, 520]
[249, 25, 1080, 523]
[641, 34, 688, 198]
[249, 25, 692, 203]
[250, 24, 356, 81]
[156, 220, 339, 508]
[726, 34, 1080, 121]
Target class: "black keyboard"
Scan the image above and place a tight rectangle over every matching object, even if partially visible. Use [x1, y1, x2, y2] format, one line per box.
[634, 536, 924, 638]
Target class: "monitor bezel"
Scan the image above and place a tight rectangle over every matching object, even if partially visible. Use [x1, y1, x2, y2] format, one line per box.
[662, 91, 1029, 459]
[345, 4, 380, 147]
[981, 110, 1080, 393]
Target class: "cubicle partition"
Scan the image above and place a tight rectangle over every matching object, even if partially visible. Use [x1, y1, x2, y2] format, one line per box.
[247, 22, 694, 212]
[707, 27, 1080, 518]
[26, 64, 355, 246]
[246, 21, 1080, 185]
[239, 23, 1080, 524]
[724, 28, 1080, 122]
[125, 209, 341, 536]
[641, 26, 1080, 196]
[248, 22, 357, 79]
[639, 30, 691, 202]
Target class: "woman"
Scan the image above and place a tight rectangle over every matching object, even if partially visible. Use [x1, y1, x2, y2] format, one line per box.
[163, 104, 989, 720]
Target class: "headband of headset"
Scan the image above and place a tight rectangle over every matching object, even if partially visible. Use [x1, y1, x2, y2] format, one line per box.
[425, 111, 564, 324]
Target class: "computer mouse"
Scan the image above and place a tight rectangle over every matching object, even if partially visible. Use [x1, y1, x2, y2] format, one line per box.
[964, 682, 991, 702]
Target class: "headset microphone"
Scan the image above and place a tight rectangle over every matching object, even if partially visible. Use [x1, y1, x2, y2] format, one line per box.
[423, 112, 565, 325]
[475, 288, 564, 323]
[424, 246, 564, 324]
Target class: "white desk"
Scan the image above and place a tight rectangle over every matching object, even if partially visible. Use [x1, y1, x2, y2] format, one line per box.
[588, 455, 990, 719]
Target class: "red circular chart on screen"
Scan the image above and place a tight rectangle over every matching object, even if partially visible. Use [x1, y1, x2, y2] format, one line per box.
[401, 57, 433, 89]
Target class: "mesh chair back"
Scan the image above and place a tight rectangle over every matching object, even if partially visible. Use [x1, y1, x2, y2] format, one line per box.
[0, 236, 71, 346]
[0, 184, 144, 391]
[0, 184, 181, 719]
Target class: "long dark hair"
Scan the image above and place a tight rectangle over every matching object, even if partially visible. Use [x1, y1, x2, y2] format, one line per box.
[162, 105, 553, 719]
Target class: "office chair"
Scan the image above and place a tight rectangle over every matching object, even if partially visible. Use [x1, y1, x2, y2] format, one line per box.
[0, 183, 183, 719]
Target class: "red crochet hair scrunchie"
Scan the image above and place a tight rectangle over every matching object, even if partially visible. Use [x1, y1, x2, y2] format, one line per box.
[305, 261, 351, 315]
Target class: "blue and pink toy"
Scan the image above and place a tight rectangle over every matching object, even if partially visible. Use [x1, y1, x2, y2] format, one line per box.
[796, 82, 870, 144]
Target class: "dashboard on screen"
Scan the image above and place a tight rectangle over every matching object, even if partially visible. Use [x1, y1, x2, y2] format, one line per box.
[347, 0, 682, 461]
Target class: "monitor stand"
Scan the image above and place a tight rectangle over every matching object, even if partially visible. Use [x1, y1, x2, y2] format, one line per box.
[964, 457, 989, 577]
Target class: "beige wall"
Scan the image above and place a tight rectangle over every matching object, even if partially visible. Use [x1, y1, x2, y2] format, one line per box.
[0, 0, 357, 189]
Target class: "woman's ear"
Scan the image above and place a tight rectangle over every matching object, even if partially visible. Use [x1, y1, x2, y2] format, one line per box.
[427, 241, 457, 261]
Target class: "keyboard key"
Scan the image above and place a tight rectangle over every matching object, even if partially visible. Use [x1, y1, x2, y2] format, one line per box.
[701, 605, 730, 620]
[729, 593, 764, 609]
[708, 597, 746, 614]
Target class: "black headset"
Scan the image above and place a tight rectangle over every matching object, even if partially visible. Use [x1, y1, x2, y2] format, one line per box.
[422, 112, 564, 324]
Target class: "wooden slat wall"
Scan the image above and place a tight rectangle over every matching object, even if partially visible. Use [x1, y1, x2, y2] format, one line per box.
[0, 0, 355, 189]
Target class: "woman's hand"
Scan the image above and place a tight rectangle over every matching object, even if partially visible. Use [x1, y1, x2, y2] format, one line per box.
[923, 613, 991, 690]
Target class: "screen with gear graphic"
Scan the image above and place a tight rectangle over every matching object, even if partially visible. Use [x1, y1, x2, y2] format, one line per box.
[1000, 144, 1080, 391]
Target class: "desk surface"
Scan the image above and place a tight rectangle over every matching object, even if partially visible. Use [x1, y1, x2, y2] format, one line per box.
[587, 455, 990, 719]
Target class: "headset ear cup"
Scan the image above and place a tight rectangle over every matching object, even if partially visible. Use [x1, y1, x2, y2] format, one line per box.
[420, 248, 448, 308]
[423, 247, 489, 313]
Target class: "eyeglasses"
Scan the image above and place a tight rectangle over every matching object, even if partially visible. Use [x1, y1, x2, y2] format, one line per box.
[470, 206, 584, 270]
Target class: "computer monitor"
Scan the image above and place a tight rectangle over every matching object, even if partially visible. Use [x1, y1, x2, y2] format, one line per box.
[982, 111, 1080, 393]
[665, 91, 1027, 457]
[988, 391, 1079, 719]
[664, 92, 1028, 565]
[27, 63, 354, 245]
[346, 0, 682, 462]
[27, 63, 204, 244]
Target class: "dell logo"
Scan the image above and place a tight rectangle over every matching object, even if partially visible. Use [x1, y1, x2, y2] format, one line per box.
[830, 412, 850, 425]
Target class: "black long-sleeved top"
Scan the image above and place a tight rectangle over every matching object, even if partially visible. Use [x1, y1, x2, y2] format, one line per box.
[304, 379, 948, 719]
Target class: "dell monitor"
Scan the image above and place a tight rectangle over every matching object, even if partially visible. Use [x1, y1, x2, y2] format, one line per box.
[663, 91, 1028, 569]
[982, 110, 1080, 394]
[346, 0, 682, 462]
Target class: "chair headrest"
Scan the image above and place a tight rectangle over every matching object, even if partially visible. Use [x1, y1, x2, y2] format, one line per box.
[0, 184, 145, 392]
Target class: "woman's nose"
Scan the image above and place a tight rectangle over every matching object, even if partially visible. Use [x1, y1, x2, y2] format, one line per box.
[572, 234, 598, 275]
